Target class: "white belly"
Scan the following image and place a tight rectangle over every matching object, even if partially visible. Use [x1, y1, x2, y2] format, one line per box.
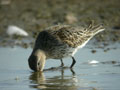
[72, 38, 90, 56]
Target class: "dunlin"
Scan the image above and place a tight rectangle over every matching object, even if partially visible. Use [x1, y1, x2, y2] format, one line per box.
[28, 23, 105, 71]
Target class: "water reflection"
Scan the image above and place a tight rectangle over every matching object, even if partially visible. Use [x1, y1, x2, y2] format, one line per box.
[29, 67, 79, 90]
[29, 72, 47, 89]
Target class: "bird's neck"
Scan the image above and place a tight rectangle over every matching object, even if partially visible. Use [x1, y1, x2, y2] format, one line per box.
[33, 49, 47, 60]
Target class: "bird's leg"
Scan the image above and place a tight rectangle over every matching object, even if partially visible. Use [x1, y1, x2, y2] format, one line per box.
[70, 68, 75, 75]
[70, 57, 76, 68]
[60, 59, 64, 67]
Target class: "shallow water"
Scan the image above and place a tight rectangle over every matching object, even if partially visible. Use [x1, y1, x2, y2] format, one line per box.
[0, 44, 120, 90]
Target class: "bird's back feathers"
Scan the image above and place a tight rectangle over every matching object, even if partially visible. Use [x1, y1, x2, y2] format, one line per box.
[43, 24, 105, 48]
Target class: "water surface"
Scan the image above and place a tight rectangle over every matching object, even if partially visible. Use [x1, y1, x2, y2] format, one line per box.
[0, 44, 120, 90]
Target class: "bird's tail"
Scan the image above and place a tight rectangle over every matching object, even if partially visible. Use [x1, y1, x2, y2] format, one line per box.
[85, 22, 105, 35]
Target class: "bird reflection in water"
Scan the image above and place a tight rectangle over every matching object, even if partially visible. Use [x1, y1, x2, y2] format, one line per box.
[29, 67, 79, 90]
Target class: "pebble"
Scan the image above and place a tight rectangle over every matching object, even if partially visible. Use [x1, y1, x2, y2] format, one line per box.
[7, 25, 28, 36]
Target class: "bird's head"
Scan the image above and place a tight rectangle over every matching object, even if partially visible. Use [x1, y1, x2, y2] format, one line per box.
[28, 49, 46, 72]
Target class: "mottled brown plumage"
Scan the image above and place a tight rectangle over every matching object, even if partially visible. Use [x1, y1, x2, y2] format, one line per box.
[28, 24, 105, 71]
[42, 24, 104, 48]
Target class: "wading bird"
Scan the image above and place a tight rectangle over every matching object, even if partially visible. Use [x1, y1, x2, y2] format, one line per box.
[28, 23, 104, 71]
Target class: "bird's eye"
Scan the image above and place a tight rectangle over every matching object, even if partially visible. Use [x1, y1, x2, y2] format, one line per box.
[38, 62, 40, 65]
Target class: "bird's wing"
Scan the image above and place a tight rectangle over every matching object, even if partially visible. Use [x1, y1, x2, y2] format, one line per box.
[47, 25, 90, 48]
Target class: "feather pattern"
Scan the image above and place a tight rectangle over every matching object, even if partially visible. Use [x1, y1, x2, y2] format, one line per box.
[34, 24, 105, 59]
[45, 24, 104, 48]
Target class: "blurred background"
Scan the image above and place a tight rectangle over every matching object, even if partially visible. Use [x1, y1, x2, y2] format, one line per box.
[0, 0, 120, 48]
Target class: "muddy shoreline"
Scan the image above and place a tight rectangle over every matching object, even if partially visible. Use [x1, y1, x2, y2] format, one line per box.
[0, 0, 120, 48]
